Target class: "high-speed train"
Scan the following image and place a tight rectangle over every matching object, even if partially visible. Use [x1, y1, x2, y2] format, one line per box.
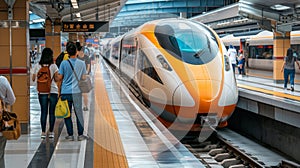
[102, 18, 238, 131]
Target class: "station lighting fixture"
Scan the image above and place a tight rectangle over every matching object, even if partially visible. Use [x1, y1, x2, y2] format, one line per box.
[32, 18, 45, 23]
[76, 13, 81, 17]
[71, 0, 78, 9]
[270, 4, 290, 11]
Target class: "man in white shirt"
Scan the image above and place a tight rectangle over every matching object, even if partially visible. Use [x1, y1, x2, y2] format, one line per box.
[0, 76, 16, 168]
[227, 45, 237, 73]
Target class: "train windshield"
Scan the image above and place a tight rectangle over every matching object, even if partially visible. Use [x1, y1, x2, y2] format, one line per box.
[154, 20, 218, 65]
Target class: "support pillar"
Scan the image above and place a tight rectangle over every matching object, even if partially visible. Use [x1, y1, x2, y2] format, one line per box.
[273, 31, 290, 83]
[45, 17, 52, 49]
[78, 34, 85, 45]
[0, 0, 29, 133]
[53, 18, 61, 58]
[45, 18, 62, 59]
[69, 33, 78, 42]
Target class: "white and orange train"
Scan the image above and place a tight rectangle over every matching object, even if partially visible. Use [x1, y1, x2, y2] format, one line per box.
[102, 18, 238, 131]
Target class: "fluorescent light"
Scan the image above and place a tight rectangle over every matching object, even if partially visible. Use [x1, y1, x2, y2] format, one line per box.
[270, 4, 290, 11]
[76, 13, 81, 17]
[32, 18, 45, 23]
[29, 11, 32, 14]
[73, 4, 78, 9]
[71, 0, 78, 9]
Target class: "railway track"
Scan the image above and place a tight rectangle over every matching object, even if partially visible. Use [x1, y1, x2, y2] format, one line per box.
[183, 131, 300, 168]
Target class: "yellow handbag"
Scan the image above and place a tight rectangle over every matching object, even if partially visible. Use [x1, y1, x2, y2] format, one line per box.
[55, 97, 70, 118]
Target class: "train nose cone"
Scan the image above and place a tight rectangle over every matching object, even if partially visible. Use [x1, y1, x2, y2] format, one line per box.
[173, 80, 221, 118]
[178, 79, 220, 102]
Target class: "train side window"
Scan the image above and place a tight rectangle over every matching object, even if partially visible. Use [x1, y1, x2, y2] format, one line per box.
[121, 37, 136, 67]
[139, 50, 163, 84]
[112, 42, 120, 59]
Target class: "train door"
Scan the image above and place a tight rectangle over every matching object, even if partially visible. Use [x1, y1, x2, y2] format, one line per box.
[137, 48, 145, 89]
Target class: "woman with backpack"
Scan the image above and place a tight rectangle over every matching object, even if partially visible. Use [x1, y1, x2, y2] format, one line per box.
[32, 48, 59, 139]
[281, 48, 300, 91]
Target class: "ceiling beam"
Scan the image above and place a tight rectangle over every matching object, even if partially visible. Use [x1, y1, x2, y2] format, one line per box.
[63, 1, 120, 21]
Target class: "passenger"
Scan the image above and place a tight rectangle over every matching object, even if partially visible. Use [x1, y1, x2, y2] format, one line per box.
[56, 41, 71, 68]
[56, 42, 89, 141]
[32, 48, 59, 139]
[281, 48, 300, 91]
[227, 45, 237, 73]
[237, 53, 245, 75]
[0, 75, 16, 168]
[76, 42, 91, 111]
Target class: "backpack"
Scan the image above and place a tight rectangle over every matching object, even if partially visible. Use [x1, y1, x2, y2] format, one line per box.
[37, 65, 52, 93]
[56, 51, 69, 68]
[84, 47, 90, 57]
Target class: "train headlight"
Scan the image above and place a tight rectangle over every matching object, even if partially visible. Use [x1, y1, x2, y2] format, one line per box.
[224, 55, 230, 71]
[157, 55, 172, 71]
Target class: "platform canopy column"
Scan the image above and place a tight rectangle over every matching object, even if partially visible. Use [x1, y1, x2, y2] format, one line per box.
[45, 17, 52, 49]
[273, 31, 291, 83]
[78, 34, 86, 46]
[53, 18, 61, 58]
[0, 0, 30, 133]
[45, 17, 62, 58]
[69, 33, 77, 43]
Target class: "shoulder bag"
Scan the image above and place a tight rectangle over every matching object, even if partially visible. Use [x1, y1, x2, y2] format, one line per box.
[0, 100, 21, 140]
[67, 60, 93, 93]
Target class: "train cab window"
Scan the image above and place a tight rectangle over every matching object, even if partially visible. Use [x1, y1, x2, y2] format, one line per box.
[138, 50, 163, 84]
[154, 20, 218, 65]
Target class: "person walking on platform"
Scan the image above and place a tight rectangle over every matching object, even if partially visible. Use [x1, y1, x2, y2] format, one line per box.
[56, 42, 89, 141]
[0, 75, 16, 168]
[227, 45, 237, 73]
[32, 48, 59, 139]
[238, 53, 246, 76]
[281, 48, 300, 91]
[76, 42, 91, 111]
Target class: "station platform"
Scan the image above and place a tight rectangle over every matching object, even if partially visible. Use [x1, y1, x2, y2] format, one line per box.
[233, 71, 300, 162]
[5, 60, 300, 167]
[5, 60, 203, 168]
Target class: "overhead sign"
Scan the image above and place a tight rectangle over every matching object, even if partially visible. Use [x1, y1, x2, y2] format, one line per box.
[62, 21, 109, 32]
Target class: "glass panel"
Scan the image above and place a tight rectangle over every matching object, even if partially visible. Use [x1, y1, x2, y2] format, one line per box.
[154, 20, 219, 65]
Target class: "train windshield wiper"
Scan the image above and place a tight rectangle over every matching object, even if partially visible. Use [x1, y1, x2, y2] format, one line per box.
[194, 49, 204, 58]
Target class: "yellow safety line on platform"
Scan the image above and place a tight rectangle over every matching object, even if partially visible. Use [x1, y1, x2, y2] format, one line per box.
[245, 71, 300, 84]
[93, 64, 129, 168]
[238, 84, 300, 101]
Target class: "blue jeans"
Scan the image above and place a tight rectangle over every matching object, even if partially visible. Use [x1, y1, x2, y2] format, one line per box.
[61, 93, 84, 136]
[38, 93, 58, 132]
[232, 64, 236, 73]
[284, 69, 295, 88]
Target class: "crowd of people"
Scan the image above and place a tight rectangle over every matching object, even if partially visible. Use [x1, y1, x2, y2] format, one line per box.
[31, 41, 98, 140]
[227, 45, 246, 76]
[228, 44, 300, 91]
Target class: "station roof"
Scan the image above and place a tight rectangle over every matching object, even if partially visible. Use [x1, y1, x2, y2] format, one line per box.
[29, 0, 124, 22]
[239, 0, 300, 32]
[191, 0, 300, 35]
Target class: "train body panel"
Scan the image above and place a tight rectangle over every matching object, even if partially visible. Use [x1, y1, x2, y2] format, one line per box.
[104, 18, 238, 131]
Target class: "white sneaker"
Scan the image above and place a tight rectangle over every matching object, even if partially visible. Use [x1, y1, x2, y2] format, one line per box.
[41, 132, 46, 139]
[49, 132, 54, 138]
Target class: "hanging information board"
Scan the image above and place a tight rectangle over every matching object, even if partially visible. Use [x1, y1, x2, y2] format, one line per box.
[62, 21, 109, 32]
